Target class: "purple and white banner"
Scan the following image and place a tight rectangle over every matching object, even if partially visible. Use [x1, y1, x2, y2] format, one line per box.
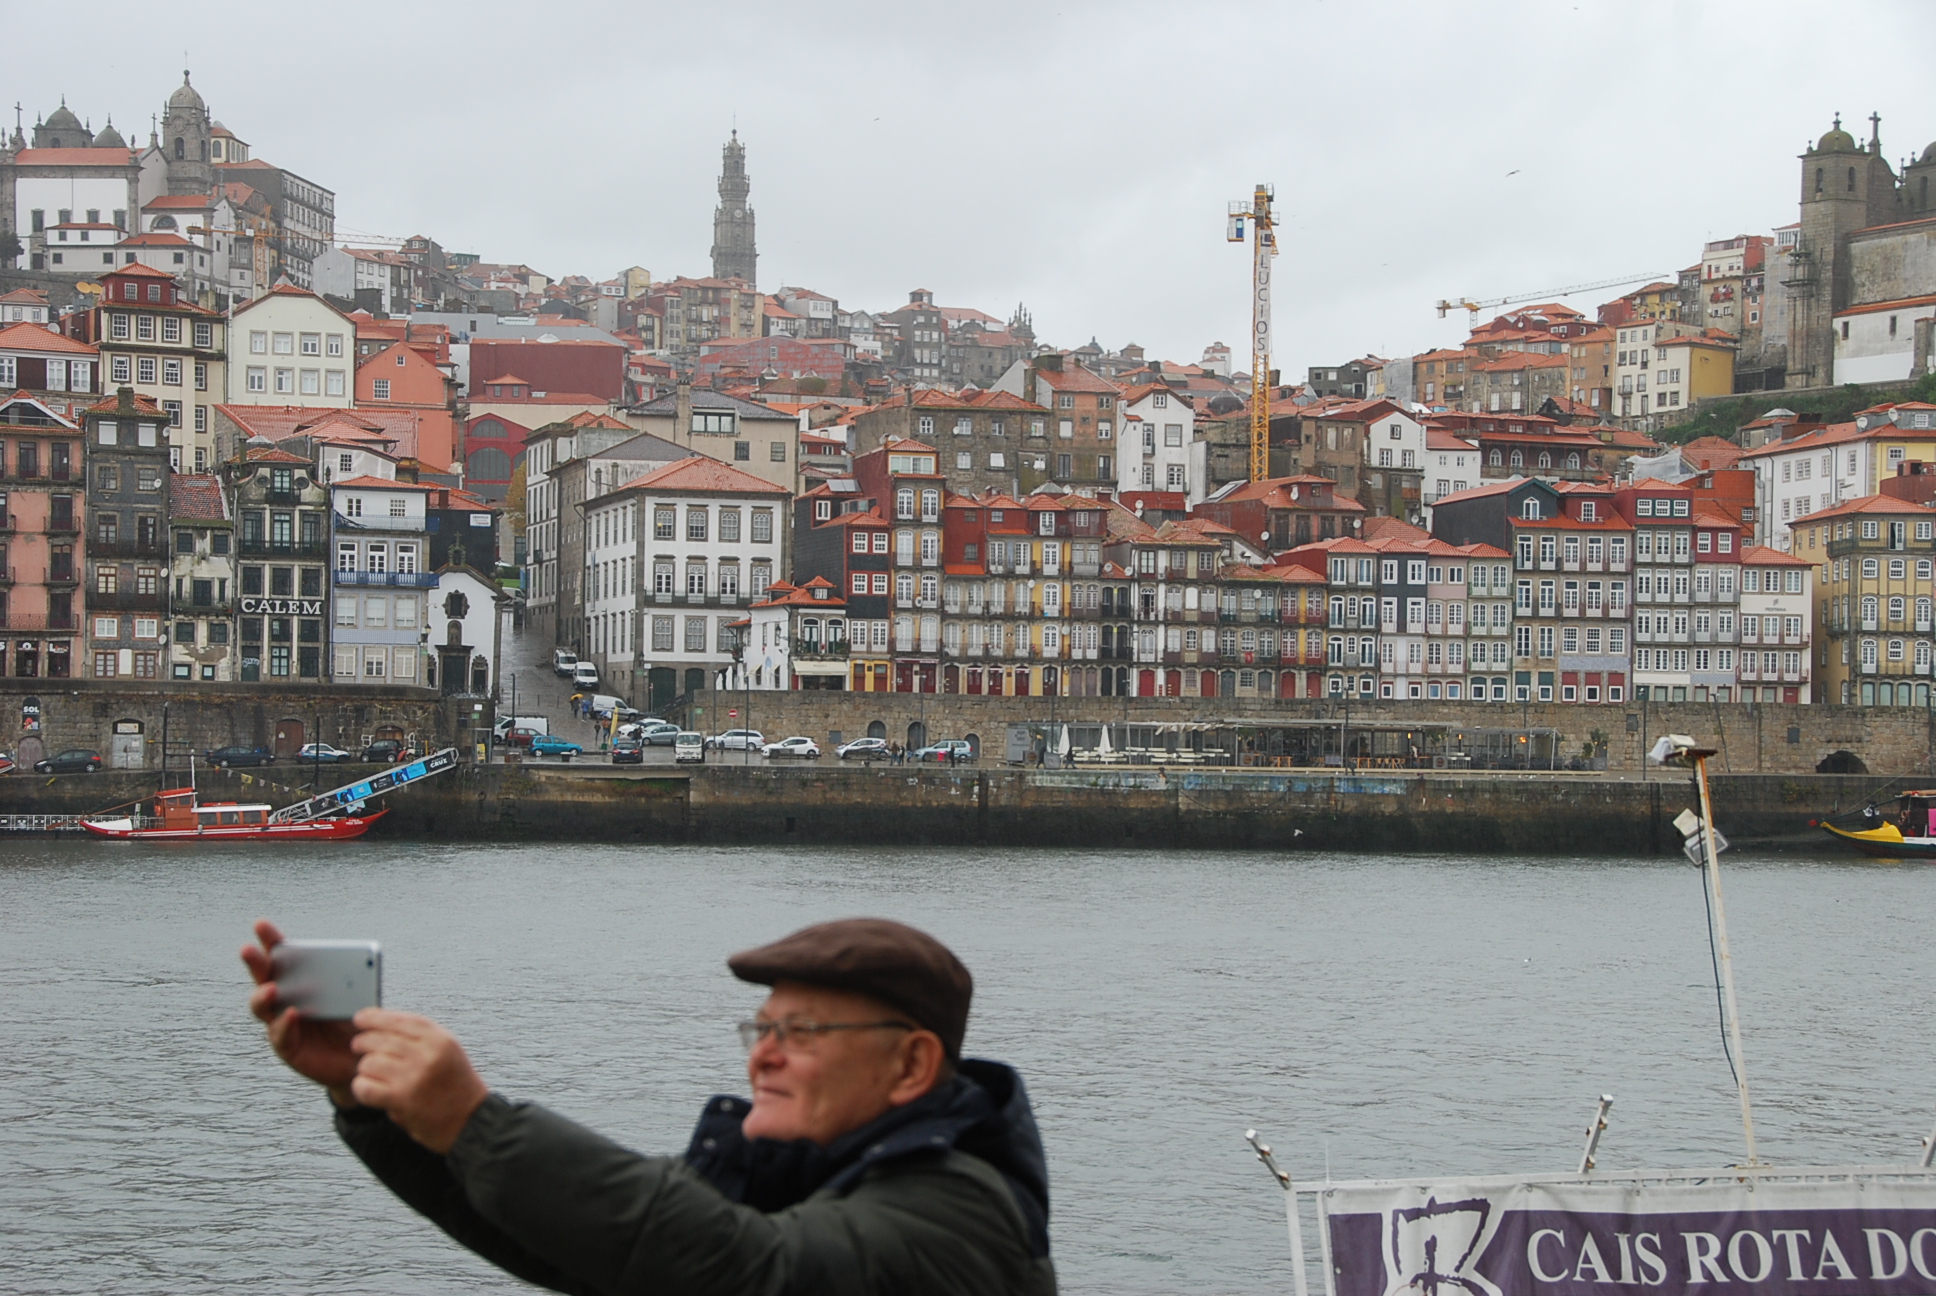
[1322, 1176, 1936, 1296]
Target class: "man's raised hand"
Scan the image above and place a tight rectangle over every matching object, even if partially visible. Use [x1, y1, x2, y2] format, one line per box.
[241, 918, 360, 1105]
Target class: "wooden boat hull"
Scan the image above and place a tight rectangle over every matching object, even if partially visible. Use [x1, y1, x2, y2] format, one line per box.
[79, 809, 387, 842]
[1818, 820, 1936, 857]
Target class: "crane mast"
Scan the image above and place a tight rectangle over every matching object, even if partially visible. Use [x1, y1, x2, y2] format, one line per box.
[1228, 184, 1276, 482]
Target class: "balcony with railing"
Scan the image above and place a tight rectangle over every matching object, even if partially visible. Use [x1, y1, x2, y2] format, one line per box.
[793, 639, 850, 661]
[333, 569, 436, 588]
[240, 537, 326, 558]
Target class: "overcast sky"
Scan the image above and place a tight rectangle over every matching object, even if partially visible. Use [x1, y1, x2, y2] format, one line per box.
[13, 0, 1936, 376]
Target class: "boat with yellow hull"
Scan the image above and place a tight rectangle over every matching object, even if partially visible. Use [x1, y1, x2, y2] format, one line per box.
[1817, 788, 1936, 856]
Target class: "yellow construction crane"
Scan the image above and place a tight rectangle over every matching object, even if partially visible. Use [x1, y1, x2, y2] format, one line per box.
[1228, 184, 1276, 482]
[1434, 272, 1670, 321]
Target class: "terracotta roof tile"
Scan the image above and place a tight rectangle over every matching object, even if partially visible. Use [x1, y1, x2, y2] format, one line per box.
[615, 455, 790, 496]
[168, 473, 228, 522]
[332, 474, 431, 491]
[0, 321, 97, 355]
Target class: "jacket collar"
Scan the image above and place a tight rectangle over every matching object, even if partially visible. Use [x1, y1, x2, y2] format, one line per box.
[684, 1058, 1050, 1255]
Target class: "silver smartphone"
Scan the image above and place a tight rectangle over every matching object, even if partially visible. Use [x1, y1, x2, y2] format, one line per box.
[271, 939, 382, 1020]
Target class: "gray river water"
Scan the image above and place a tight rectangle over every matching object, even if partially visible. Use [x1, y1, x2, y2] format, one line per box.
[2, 840, 1931, 1295]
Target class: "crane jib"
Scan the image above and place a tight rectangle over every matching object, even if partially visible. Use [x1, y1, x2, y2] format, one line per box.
[267, 748, 461, 824]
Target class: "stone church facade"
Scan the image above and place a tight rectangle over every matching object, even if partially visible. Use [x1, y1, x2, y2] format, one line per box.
[1781, 115, 1936, 390]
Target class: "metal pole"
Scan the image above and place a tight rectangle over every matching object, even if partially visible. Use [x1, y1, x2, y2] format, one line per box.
[1695, 752, 1758, 1165]
[1578, 1094, 1613, 1173]
[1245, 1131, 1309, 1296]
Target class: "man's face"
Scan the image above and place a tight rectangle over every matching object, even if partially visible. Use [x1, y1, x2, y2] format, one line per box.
[740, 981, 926, 1145]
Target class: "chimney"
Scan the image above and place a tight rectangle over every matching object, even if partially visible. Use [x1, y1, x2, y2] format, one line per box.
[117, 385, 136, 414]
[674, 374, 692, 443]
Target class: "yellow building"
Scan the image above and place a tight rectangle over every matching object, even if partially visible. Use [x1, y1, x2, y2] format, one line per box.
[1797, 493, 1936, 706]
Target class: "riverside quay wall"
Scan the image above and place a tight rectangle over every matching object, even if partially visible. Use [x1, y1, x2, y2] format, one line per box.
[2, 681, 1934, 778]
[0, 679, 477, 770]
[682, 692, 1931, 778]
[0, 761, 1884, 854]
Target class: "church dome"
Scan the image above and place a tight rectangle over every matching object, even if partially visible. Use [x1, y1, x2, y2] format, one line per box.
[168, 72, 205, 113]
[93, 119, 125, 149]
[1921, 140, 1936, 164]
[44, 102, 81, 131]
[1817, 117, 1856, 152]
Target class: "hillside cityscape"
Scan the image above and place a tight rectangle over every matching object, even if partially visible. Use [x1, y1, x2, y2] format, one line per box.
[4, 76, 1936, 716]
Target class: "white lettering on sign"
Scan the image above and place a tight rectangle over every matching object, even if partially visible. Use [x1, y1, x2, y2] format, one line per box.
[239, 597, 323, 616]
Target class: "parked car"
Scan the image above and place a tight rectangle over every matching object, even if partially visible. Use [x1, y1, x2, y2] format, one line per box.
[506, 727, 541, 750]
[762, 736, 822, 760]
[492, 715, 549, 745]
[36, 748, 102, 774]
[553, 649, 578, 676]
[914, 740, 975, 764]
[297, 743, 355, 764]
[529, 734, 582, 761]
[572, 662, 600, 688]
[628, 721, 682, 746]
[673, 731, 706, 763]
[609, 737, 645, 765]
[361, 739, 412, 764]
[706, 729, 766, 752]
[207, 745, 275, 768]
[836, 737, 890, 761]
[0, 751, 14, 775]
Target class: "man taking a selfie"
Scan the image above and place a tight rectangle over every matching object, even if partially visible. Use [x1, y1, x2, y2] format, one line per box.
[242, 916, 1054, 1295]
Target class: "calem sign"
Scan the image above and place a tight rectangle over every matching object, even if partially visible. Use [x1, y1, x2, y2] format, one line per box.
[1321, 1175, 1936, 1296]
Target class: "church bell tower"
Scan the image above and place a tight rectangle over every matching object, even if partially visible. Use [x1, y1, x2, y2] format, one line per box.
[162, 70, 213, 197]
[710, 131, 757, 288]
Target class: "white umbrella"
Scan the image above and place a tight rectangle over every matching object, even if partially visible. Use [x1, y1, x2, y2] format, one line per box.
[1057, 726, 1072, 758]
[1098, 726, 1114, 760]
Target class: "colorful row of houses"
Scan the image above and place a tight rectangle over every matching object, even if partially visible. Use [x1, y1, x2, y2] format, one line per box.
[0, 384, 507, 693]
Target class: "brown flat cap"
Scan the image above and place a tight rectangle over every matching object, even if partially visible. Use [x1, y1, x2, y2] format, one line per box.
[729, 918, 973, 1060]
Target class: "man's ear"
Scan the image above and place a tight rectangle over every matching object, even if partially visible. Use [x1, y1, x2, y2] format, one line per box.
[886, 1030, 947, 1107]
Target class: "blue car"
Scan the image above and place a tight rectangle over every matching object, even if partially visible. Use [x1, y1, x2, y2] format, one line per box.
[529, 734, 582, 761]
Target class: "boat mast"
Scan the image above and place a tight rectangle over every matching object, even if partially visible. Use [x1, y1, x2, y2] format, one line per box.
[1693, 749, 1759, 1166]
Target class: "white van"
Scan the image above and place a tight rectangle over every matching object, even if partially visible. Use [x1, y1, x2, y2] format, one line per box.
[572, 661, 600, 688]
[674, 731, 706, 763]
[584, 694, 628, 718]
[492, 715, 549, 745]
[553, 649, 577, 676]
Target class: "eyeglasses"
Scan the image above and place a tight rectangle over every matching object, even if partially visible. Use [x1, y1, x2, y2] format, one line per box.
[738, 1017, 914, 1053]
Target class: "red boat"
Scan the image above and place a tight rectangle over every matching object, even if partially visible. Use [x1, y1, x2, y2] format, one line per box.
[81, 787, 387, 841]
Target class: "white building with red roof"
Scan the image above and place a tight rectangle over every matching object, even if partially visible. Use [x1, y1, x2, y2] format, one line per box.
[741, 577, 849, 691]
[1118, 381, 1196, 501]
[578, 455, 790, 708]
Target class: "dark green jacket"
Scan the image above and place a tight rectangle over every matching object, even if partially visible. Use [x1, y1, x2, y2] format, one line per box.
[336, 1058, 1055, 1296]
